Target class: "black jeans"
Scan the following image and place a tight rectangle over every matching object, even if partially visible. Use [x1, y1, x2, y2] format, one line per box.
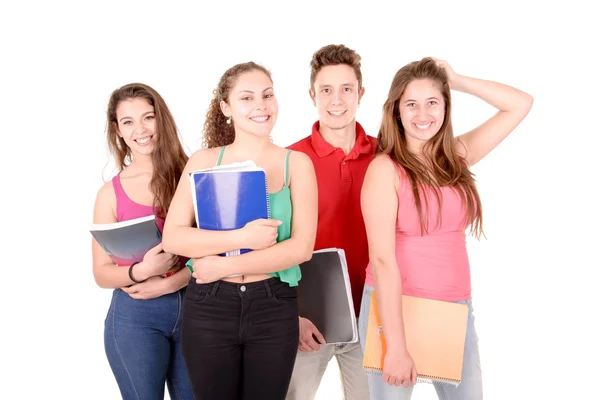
[181, 277, 299, 400]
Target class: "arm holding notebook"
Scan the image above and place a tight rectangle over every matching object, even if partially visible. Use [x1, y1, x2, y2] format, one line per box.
[163, 149, 281, 258]
[92, 182, 179, 289]
[361, 155, 417, 388]
[191, 152, 318, 282]
[121, 266, 191, 300]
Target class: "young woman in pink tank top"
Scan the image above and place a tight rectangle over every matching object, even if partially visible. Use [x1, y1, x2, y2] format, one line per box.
[91, 83, 194, 399]
[359, 58, 533, 399]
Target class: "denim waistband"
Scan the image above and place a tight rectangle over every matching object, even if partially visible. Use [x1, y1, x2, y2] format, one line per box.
[363, 283, 472, 306]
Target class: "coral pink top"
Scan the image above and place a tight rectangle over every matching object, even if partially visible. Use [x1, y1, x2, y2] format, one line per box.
[112, 174, 165, 230]
[365, 161, 472, 301]
[112, 174, 186, 274]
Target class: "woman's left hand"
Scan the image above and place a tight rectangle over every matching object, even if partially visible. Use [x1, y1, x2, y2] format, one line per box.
[191, 256, 231, 284]
[431, 57, 459, 88]
[121, 276, 171, 300]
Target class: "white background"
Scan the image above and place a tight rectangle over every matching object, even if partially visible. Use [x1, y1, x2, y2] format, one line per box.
[2, 1, 598, 399]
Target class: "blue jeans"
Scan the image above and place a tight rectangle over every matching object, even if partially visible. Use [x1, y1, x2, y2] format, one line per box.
[104, 288, 194, 400]
[358, 284, 483, 400]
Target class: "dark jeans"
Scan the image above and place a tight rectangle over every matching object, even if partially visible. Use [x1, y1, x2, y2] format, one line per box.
[104, 288, 194, 400]
[181, 277, 299, 400]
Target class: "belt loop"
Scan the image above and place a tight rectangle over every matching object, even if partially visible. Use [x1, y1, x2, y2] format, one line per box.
[210, 281, 221, 298]
[263, 279, 273, 298]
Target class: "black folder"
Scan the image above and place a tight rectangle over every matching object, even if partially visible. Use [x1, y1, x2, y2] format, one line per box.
[298, 248, 358, 344]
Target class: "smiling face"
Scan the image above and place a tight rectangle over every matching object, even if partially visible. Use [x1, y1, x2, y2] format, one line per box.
[220, 69, 278, 139]
[115, 97, 157, 156]
[398, 78, 446, 148]
[310, 64, 364, 131]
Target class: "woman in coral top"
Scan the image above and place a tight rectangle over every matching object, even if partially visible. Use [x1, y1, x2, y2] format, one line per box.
[359, 58, 533, 399]
[91, 83, 193, 399]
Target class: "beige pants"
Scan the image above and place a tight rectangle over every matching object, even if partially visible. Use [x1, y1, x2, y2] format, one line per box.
[286, 342, 369, 400]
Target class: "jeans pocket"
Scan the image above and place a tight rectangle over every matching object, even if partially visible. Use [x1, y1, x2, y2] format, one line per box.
[185, 284, 212, 303]
[271, 284, 298, 304]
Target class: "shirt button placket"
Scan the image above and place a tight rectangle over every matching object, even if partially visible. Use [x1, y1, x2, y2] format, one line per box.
[341, 159, 351, 182]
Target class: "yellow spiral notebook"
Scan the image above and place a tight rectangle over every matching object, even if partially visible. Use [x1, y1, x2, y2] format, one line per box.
[363, 293, 469, 386]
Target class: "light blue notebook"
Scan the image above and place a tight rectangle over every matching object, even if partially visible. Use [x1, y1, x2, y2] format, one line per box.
[90, 215, 162, 266]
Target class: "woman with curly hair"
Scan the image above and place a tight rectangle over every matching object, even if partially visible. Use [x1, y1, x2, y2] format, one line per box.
[163, 62, 318, 400]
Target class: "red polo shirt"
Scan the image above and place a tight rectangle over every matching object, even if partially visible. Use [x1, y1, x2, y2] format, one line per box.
[288, 121, 377, 316]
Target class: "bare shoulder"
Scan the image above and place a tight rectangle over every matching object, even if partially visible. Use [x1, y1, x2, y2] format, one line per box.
[285, 149, 315, 189]
[367, 153, 396, 175]
[287, 150, 315, 181]
[364, 153, 401, 192]
[288, 149, 313, 168]
[186, 147, 222, 171]
[93, 179, 117, 222]
[95, 179, 116, 207]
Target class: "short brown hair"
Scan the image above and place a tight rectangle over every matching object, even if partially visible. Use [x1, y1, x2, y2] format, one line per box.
[309, 44, 362, 90]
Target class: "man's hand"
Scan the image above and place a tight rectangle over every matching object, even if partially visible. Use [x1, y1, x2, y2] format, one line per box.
[298, 317, 326, 352]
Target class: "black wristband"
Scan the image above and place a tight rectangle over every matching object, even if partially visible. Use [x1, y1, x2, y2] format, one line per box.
[128, 262, 146, 284]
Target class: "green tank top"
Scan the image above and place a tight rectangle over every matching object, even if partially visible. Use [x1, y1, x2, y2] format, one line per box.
[216, 146, 301, 287]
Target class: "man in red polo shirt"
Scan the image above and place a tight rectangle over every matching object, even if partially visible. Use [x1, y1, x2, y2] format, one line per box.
[285, 44, 376, 400]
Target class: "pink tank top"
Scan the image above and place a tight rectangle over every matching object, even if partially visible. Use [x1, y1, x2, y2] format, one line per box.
[112, 174, 186, 273]
[364, 162, 472, 302]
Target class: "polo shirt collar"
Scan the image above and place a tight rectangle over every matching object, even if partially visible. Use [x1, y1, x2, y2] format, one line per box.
[309, 121, 373, 158]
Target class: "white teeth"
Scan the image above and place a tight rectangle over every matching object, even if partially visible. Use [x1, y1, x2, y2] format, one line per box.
[329, 111, 345, 116]
[251, 116, 269, 122]
[137, 137, 151, 144]
[415, 123, 432, 130]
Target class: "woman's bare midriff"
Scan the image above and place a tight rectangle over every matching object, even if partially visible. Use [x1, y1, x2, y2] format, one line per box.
[221, 273, 272, 284]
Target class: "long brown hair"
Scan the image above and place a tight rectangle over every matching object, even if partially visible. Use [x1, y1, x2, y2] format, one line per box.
[377, 57, 483, 237]
[203, 62, 272, 148]
[105, 83, 188, 218]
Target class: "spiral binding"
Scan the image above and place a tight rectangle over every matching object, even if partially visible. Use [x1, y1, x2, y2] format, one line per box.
[264, 169, 271, 218]
[363, 368, 460, 388]
[417, 374, 460, 387]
